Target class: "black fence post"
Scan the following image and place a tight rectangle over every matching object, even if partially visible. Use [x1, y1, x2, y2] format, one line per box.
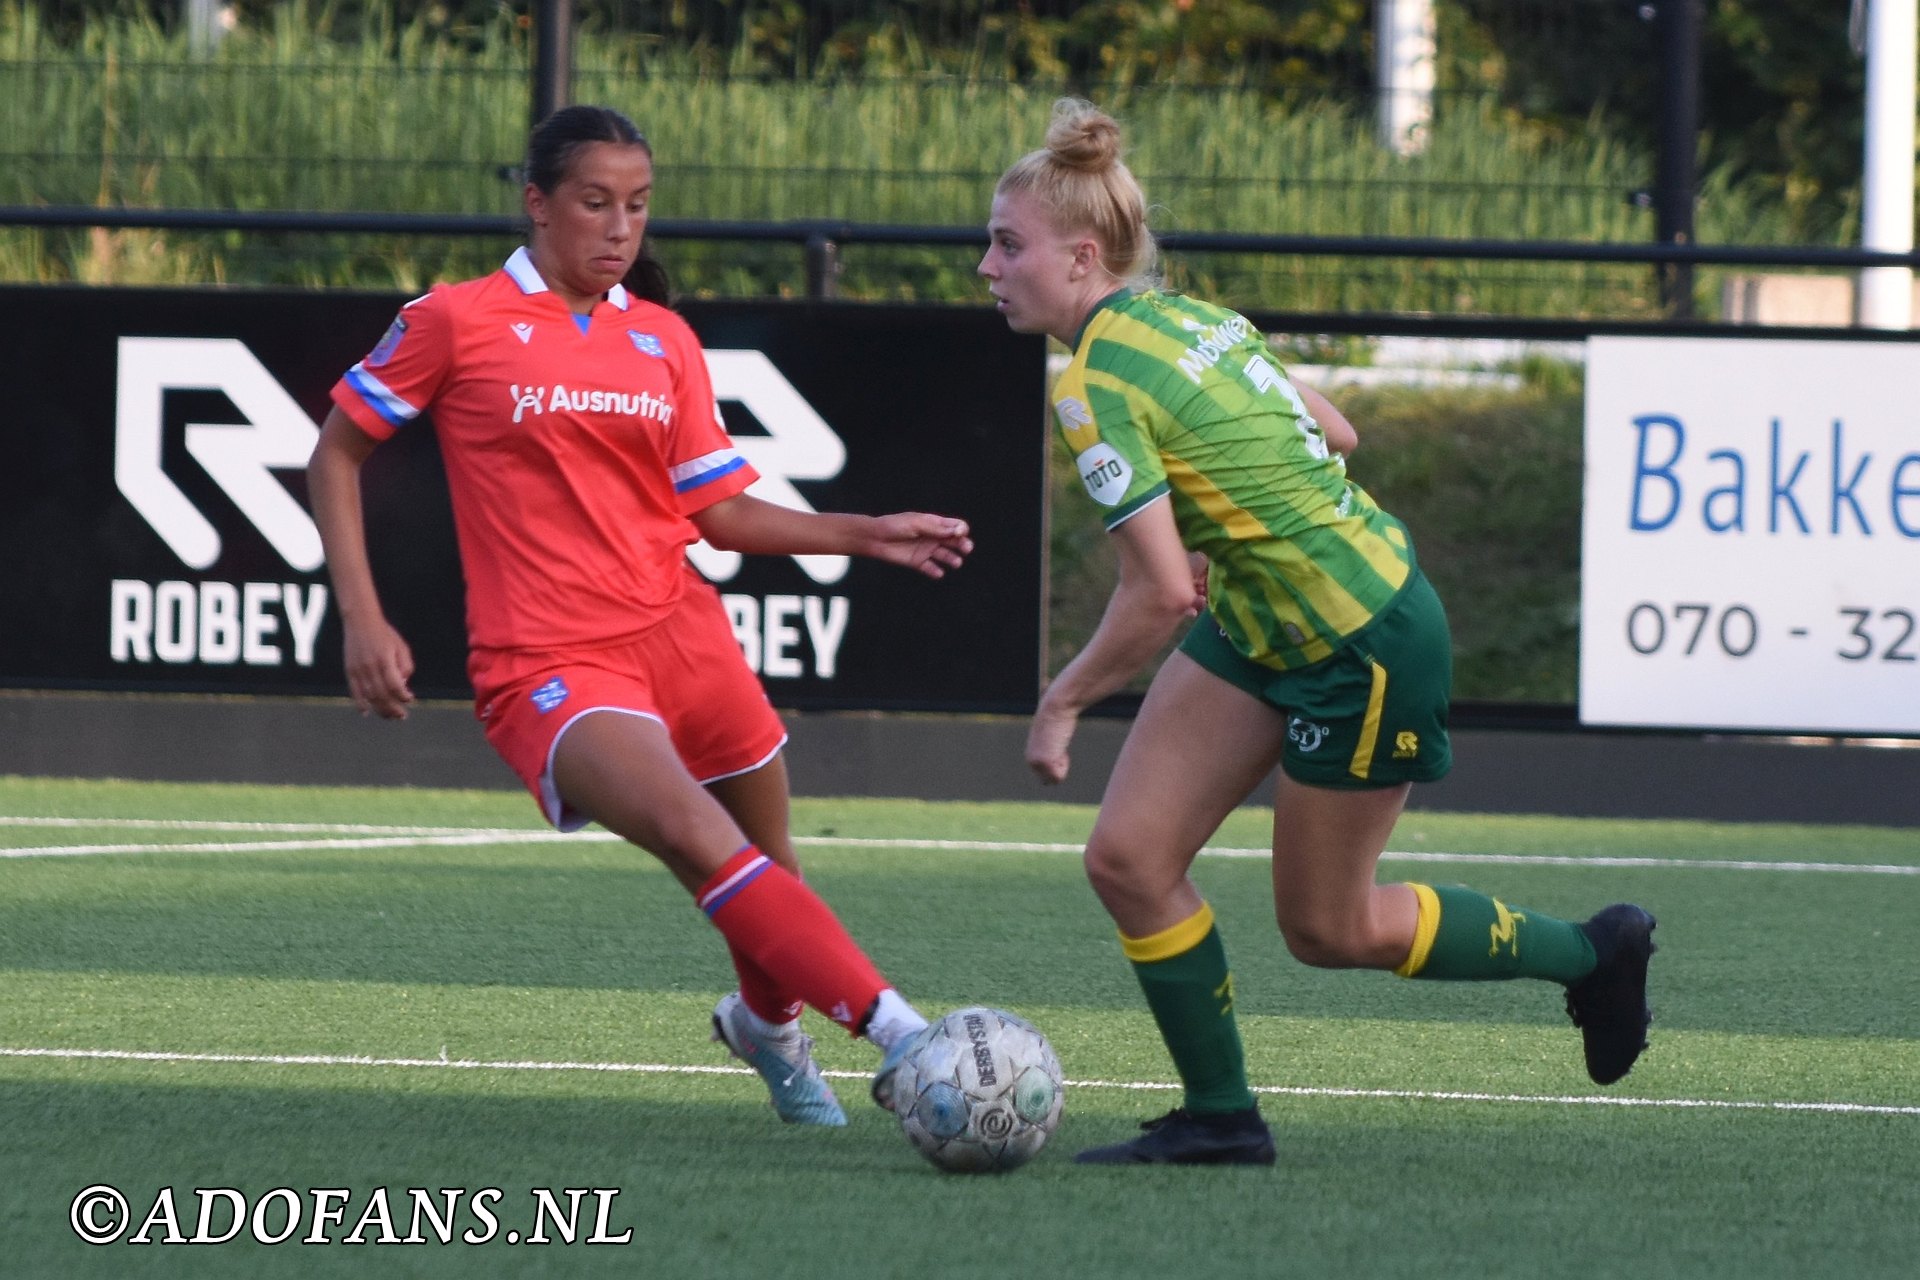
[1651, 0, 1701, 319]
[532, 0, 574, 127]
[805, 233, 841, 299]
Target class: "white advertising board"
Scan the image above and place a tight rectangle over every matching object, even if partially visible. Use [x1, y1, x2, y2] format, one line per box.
[1581, 335, 1920, 734]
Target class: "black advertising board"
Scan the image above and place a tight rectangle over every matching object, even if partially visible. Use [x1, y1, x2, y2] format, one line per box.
[0, 286, 1047, 712]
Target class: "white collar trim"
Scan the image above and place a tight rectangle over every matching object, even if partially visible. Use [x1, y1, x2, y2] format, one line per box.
[506, 246, 631, 311]
[505, 246, 546, 294]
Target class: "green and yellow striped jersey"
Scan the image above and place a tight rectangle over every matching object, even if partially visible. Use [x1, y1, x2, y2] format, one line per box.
[1052, 289, 1414, 670]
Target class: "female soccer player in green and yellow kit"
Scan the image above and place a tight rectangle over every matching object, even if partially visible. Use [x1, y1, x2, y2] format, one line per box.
[979, 100, 1657, 1165]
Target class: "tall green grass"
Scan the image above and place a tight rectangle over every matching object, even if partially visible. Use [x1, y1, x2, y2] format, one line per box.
[0, 1, 1821, 314]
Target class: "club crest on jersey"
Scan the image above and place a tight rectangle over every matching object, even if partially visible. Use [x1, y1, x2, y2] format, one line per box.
[1076, 441, 1132, 507]
[530, 676, 570, 713]
[511, 322, 534, 344]
[628, 331, 665, 358]
[366, 317, 408, 367]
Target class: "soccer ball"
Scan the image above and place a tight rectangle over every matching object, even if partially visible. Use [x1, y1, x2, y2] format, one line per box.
[893, 1006, 1064, 1174]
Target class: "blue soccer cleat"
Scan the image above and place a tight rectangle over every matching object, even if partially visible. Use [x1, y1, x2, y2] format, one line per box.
[712, 993, 847, 1127]
[869, 1025, 928, 1114]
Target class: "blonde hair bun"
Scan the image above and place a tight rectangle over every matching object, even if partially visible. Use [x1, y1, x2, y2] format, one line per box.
[996, 98, 1157, 287]
[1045, 99, 1124, 173]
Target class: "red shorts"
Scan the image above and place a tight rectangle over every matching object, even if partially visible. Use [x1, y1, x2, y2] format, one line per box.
[471, 576, 787, 830]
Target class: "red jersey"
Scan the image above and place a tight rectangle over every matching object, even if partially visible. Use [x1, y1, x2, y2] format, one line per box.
[330, 248, 758, 652]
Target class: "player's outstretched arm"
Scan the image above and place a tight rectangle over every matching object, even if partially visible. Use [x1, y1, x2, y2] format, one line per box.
[307, 408, 416, 719]
[691, 494, 973, 579]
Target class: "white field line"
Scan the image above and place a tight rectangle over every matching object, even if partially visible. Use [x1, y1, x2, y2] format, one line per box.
[0, 816, 1915, 875]
[0, 834, 587, 858]
[0, 817, 512, 835]
[0, 1045, 1912, 1118]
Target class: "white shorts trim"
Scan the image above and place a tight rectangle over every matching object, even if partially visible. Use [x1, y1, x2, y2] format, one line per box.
[538, 706, 666, 832]
[537, 712, 789, 831]
[696, 734, 788, 786]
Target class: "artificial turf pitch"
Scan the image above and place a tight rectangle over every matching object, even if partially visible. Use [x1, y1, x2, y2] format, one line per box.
[1, 776, 1915, 1277]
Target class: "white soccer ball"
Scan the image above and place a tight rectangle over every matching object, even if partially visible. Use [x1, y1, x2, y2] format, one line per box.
[893, 1006, 1064, 1174]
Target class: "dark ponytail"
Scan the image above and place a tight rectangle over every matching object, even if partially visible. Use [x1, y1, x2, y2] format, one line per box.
[622, 253, 672, 307]
[525, 104, 673, 307]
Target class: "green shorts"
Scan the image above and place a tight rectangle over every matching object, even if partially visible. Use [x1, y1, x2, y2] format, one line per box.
[1179, 569, 1454, 789]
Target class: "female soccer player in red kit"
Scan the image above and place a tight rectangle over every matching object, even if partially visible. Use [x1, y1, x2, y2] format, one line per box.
[307, 105, 971, 1128]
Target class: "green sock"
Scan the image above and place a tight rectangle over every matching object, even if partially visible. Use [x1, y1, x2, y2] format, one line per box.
[1395, 883, 1597, 984]
[1122, 903, 1257, 1115]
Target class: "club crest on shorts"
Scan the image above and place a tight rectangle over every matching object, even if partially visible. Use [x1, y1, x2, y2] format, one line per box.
[530, 677, 570, 713]
[1287, 716, 1330, 753]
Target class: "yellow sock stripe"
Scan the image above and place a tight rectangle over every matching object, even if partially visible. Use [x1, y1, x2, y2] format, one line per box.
[1393, 882, 1442, 977]
[1120, 902, 1217, 964]
[1347, 657, 1388, 779]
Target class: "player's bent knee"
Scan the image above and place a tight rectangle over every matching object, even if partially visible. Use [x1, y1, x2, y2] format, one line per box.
[1081, 838, 1164, 902]
[1081, 851, 1122, 912]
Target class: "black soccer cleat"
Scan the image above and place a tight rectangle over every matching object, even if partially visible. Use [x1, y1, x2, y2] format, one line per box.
[1074, 1106, 1276, 1166]
[1564, 903, 1657, 1085]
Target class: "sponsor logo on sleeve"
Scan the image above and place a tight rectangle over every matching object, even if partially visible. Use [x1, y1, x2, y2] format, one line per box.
[366, 317, 408, 367]
[1076, 442, 1132, 507]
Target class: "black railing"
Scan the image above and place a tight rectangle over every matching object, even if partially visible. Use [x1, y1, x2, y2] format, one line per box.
[9, 204, 1920, 304]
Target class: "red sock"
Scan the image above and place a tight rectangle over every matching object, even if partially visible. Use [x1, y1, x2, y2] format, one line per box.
[696, 847, 886, 1033]
[726, 940, 803, 1024]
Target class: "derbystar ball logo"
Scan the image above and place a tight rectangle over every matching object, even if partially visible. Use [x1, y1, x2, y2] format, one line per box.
[964, 1011, 998, 1086]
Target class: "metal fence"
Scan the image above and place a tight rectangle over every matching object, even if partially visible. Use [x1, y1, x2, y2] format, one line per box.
[0, 0, 1904, 319]
[2, 0, 1635, 202]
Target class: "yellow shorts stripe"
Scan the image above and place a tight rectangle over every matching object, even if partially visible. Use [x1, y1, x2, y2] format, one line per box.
[1393, 882, 1442, 977]
[1120, 902, 1217, 964]
[1348, 656, 1388, 779]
